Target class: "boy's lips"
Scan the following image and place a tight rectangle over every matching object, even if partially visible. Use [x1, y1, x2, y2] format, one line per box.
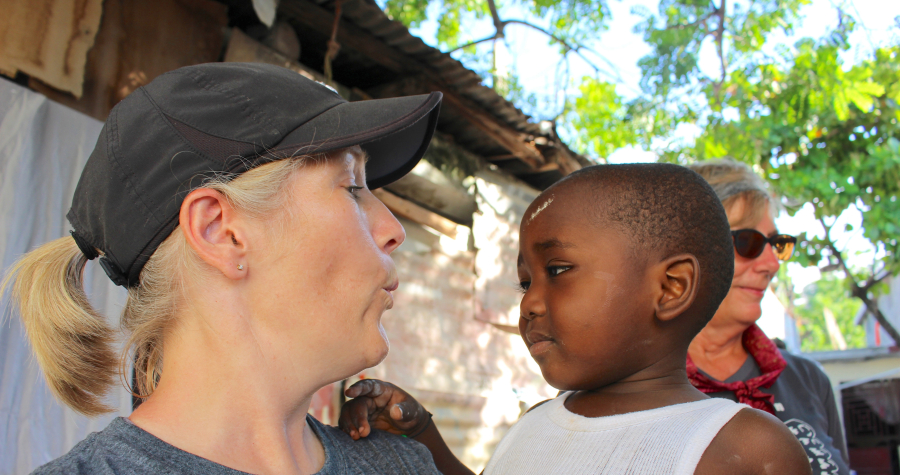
[526, 331, 555, 356]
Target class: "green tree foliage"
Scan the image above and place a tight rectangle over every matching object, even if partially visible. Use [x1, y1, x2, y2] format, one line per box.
[684, 42, 900, 273]
[382, 0, 609, 51]
[632, 3, 900, 345]
[376, 0, 615, 121]
[378, 0, 900, 344]
[792, 274, 866, 351]
[633, 0, 809, 104]
[568, 78, 637, 158]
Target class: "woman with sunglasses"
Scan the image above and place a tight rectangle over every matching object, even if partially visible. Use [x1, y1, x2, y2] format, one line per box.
[686, 159, 850, 475]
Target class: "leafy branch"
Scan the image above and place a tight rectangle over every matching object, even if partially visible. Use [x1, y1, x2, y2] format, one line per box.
[443, 0, 621, 83]
[713, 0, 726, 99]
[819, 217, 900, 345]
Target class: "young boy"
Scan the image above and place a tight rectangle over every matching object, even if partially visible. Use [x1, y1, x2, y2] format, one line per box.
[339, 164, 811, 475]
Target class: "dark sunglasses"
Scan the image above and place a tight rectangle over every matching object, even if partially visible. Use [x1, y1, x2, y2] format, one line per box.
[731, 229, 797, 261]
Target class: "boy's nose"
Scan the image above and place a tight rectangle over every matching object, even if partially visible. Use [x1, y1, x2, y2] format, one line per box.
[519, 290, 547, 321]
[520, 310, 542, 322]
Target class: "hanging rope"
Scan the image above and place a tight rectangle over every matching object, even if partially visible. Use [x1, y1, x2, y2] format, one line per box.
[323, 0, 342, 85]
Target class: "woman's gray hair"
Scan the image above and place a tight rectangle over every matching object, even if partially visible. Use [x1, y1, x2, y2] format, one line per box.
[687, 158, 779, 227]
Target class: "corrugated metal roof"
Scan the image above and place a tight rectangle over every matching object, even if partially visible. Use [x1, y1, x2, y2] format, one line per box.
[322, 0, 542, 134]
[277, 0, 590, 189]
[301, 0, 589, 167]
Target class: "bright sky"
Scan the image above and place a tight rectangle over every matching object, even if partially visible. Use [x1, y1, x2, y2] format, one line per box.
[405, 0, 900, 294]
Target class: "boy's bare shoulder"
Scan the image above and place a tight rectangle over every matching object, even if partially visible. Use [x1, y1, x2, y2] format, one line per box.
[695, 407, 811, 475]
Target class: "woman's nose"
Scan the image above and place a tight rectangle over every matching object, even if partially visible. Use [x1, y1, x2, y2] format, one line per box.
[756, 242, 781, 274]
[372, 196, 406, 254]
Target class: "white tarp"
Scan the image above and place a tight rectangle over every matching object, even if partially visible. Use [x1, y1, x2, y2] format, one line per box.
[0, 79, 131, 474]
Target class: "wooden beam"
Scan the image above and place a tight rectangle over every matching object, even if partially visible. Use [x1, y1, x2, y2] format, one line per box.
[385, 172, 477, 226]
[554, 147, 585, 175]
[27, 0, 227, 121]
[484, 153, 518, 161]
[432, 86, 544, 169]
[372, 189, 459, 238]
[224, 28, 356, 100]
[533, 162, 560, 173]
[280, 0, 409, 73]
[487, 321, 519, 335]
[0, 0, 103, 97]
[225, 29, 374, 102]
[226, 28, 322, 81]
[279, 0, 545, 168]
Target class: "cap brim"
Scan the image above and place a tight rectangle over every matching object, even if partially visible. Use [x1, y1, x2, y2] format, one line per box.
[271, 92, 442, 189]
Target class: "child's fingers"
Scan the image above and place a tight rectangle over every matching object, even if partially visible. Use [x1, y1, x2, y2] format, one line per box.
[338, 403, 362, 440]
[345, 379, 397, 412]
[390, 401, 425, 426]
[345, 379, 386, 399]
[347, 398, 374, 438]
[344, 379, 393, 399]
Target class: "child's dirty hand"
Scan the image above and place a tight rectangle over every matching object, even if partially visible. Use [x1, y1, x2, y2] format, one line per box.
[339, 379, 432, 440]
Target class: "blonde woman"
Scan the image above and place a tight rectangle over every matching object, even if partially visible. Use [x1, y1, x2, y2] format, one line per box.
[687, 159, 850, 475]
[4, 63, 443, 474]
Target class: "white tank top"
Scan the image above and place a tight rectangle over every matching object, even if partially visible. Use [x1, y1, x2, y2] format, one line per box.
[484, 394, 746, 475]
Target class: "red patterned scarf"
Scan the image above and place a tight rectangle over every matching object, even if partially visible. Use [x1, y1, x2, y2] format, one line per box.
[686, 324, 786, 415]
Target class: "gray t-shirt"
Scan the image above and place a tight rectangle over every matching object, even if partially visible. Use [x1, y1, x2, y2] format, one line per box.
[701, 350, 850, 475]
[31, 415, 440, 474]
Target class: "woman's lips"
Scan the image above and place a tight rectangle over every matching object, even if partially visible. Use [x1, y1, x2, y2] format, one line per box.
[737, 286, 766, 298]
[382, 277, 399, 309]
[382, 289, 394, 309]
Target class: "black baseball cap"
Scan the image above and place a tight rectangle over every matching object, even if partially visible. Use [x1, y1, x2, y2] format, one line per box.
[66, 62, 442, 287]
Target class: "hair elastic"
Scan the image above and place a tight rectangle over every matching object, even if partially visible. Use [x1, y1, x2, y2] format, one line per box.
[70, 231, 99, 260]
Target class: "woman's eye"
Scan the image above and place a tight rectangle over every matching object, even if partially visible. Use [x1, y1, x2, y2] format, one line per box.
[347, 186, 364, 199]
[547, 266, 571, 277]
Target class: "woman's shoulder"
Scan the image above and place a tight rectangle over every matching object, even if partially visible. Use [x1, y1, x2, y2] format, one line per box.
[31, 418, 135, 475]
[31, 417, 248, 475]
[308, 416, 441, 475]
[777, 350, 835, 395]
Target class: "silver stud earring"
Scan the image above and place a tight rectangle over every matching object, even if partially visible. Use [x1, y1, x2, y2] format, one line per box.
[237, 264, 244, 270]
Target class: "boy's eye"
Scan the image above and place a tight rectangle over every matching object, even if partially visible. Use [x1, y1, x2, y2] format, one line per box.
[547, 265, 571, 277]
[517, 281, 531, 293]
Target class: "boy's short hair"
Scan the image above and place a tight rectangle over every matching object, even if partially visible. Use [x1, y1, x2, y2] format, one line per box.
[555, 163, 734, 327]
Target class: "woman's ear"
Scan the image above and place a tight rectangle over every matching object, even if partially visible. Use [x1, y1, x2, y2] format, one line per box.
[653, 253, 700, 322]
[179, 188, 248, 282]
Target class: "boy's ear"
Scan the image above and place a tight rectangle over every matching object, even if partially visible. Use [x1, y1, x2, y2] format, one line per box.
[653, 253, 700, 322]
[179, 188, 248, 282]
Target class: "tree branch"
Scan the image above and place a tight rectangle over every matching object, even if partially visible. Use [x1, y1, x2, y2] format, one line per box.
[862, 270, 892, 291]
[503, 20, 616, 79]
[819, 216, 900, 346]
[445, 17, 623, 83]
[567, 44, 626, 83]
[486, 0, 503, 33]
[713, 0, 727, 103]
[446, 33, 503, 54]
[665, 11, 715, 31]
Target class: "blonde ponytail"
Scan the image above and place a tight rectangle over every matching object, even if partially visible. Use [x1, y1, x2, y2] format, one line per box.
[3, 147, 349, 415]
[1, 237, 117, 416]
